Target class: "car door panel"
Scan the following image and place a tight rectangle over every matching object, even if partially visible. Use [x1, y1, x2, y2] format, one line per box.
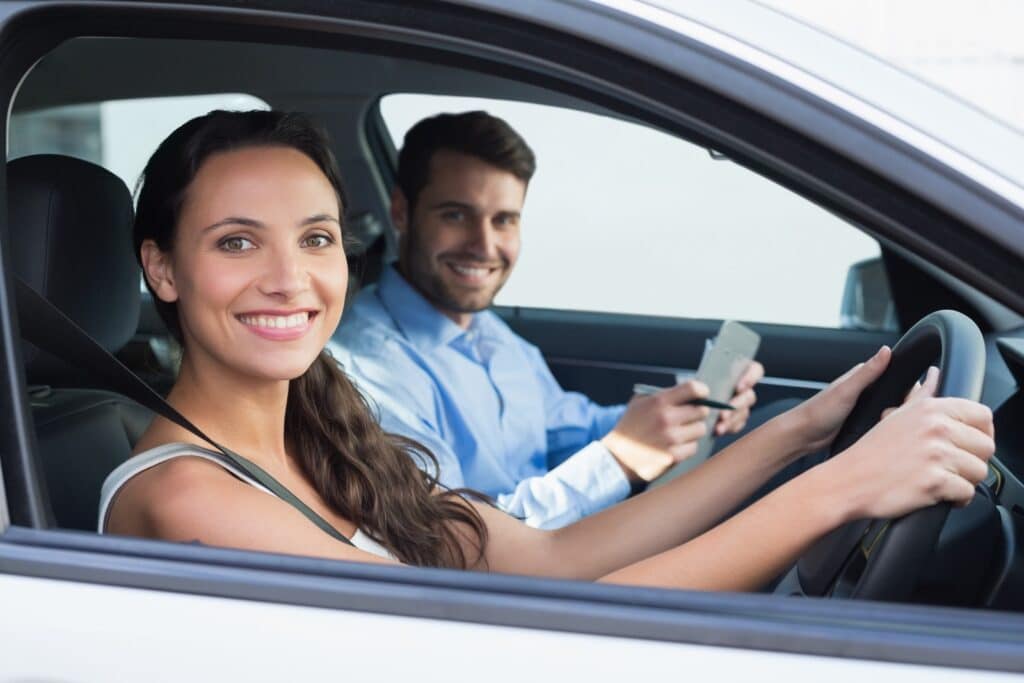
[497, 306, 898, 406]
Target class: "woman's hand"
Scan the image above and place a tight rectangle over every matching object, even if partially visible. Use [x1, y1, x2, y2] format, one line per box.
[823, 392, 995, 521]
[786, 346, 894, 456]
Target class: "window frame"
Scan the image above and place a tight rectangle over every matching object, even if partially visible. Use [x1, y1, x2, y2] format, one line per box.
[0, 0, 1021, 673]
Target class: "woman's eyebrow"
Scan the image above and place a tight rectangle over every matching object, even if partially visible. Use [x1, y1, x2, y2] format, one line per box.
[201, 216, 263, 233]
[200, 214, 340, 233]
[300, 214, 341, 226]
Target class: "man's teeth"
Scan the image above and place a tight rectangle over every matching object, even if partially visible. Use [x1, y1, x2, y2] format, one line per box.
[451, 264, 490, 277]
[238, 313, 310, 329]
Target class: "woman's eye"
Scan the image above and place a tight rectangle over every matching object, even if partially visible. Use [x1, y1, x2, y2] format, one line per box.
[219, 236, 255, 252]
[302, 234, 334, 249]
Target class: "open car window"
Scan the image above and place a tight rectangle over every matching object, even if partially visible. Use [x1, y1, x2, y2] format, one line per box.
[381, 94, 895, 330]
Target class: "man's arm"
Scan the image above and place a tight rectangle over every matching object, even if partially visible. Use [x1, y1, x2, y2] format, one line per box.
[340, 347, 632, 528]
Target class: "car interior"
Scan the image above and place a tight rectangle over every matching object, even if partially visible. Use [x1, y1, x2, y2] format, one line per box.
[6, 28, 1024, 612]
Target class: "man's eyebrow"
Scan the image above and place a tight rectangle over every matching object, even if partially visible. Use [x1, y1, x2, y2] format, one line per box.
[427, 200, 476, 212]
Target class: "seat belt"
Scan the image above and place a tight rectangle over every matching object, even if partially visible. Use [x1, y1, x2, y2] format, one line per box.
[14, 277, 355, 547]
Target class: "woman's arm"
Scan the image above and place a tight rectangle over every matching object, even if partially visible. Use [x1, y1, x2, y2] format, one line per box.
[470, 409, 809, 581]
[475, 350, 995, 589]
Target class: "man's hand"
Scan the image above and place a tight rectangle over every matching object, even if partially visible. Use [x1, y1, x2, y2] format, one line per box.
[602, 381, 710, 483]
[714, 360, 764, 436]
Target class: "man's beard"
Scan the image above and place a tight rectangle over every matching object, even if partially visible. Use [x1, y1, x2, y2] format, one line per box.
[400, 222, 510, 315]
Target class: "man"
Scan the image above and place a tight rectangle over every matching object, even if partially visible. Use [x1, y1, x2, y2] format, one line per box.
[334, 111, 762, 528]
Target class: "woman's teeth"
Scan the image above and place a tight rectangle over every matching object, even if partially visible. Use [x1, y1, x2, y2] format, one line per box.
[238, 313, 310, 329]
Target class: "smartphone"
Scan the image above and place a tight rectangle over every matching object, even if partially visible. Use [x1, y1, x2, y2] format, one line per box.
[651, 320, 761, 487]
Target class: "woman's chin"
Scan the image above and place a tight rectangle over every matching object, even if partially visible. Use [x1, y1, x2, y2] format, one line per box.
[243, 355, 322, 384]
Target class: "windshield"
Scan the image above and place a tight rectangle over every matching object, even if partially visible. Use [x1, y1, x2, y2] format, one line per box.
[759, 0, 1024, 136]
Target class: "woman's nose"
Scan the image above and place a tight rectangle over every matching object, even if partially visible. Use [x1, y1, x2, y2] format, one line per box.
[258, 247, 310, 298]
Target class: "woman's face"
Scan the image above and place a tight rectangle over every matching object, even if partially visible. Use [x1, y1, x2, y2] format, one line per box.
[144, 145, 348, 383]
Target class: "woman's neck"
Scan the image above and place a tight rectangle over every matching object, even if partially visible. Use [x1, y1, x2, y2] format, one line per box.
[167, 352, 293, 469]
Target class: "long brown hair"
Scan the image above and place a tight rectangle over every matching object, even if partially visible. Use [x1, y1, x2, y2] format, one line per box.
[133, 110, 487, 568]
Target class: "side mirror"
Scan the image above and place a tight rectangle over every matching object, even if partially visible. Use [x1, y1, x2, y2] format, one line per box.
[840, 257, 897, 331]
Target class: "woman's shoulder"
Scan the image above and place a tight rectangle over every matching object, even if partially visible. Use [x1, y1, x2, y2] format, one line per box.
[101, 442, 257, 536]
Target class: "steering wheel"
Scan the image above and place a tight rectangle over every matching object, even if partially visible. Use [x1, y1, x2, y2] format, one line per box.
[795, 310, 986, 601]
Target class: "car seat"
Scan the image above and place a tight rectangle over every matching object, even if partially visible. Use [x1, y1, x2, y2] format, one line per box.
[8, 154, 153, 531]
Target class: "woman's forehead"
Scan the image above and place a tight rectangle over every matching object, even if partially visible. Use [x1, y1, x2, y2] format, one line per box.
[181, 146, 342, 224]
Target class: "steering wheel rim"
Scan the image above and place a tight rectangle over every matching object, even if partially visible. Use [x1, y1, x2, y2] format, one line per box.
[796, 310, 986, 601]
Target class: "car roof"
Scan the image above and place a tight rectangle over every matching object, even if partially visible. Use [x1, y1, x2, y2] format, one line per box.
[453, 0, 1024, 210]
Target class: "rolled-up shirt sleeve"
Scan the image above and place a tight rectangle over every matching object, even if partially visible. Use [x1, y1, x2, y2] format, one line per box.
[495, 439, 630, 529]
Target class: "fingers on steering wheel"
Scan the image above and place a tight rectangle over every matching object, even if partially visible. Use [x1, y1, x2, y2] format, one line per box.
[939, 397, 996, 437]
[943, 471, 979, 508]
[944, 418, 997, 467]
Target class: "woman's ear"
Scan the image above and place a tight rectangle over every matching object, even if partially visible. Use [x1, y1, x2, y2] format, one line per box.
[140, 239, 179, 303]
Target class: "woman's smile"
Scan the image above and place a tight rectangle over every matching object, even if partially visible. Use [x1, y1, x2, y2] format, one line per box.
[236, 309, 320, 341]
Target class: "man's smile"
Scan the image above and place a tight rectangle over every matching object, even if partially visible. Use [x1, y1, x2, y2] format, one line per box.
[443, 259, 503, 286]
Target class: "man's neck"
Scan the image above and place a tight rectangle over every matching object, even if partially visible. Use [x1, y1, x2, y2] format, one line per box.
[393, 262, 475, 329]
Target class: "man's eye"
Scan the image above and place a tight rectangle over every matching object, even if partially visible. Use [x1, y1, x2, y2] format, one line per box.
[219, 236, 255, 252]
[441, 210, 464, 222]
[302, 234, 334, 248]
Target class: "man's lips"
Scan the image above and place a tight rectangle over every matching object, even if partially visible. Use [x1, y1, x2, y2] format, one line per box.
[444, 261, 502, 284]
[236, 310, 318, 340]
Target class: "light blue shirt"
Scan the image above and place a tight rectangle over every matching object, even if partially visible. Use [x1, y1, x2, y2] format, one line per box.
[331, 266, 630, 529]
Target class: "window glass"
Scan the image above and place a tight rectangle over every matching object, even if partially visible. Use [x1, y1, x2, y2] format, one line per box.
[9, 93, 269, 191]
[380, 94, 890, 329]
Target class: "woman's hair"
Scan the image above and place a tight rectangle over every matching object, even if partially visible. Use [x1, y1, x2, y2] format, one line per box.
[133, 109, 487, 568]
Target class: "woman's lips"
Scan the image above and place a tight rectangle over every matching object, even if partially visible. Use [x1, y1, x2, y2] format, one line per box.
[236, 311, 317, 341]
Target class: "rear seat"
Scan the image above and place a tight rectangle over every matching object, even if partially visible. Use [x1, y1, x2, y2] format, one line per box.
[8, 154, 152, 530]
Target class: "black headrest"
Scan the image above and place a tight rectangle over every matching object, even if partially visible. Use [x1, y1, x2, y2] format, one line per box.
[7, 154, 139, 383]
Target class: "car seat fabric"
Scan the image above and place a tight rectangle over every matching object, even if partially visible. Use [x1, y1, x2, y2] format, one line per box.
[8, 154, 153, 530]
[8, 154, 140, 384]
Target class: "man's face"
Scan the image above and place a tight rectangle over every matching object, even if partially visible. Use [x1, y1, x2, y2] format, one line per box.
[394, 149, 526, 327]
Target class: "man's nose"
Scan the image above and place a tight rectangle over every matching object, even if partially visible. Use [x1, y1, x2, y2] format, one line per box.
[259, 246, 310, 298]
[466, 218, 499, 258]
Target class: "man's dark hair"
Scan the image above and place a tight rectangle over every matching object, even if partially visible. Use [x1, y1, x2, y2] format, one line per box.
[396, 110, 536, 209]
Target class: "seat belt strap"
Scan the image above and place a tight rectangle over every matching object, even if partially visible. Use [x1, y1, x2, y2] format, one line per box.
[15, 277, 355, 547]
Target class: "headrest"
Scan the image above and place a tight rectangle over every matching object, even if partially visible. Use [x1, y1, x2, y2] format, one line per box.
[7, 154, 139, 383]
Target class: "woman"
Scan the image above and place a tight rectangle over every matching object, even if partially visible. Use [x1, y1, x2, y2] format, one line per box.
[103, 110, 994, 590]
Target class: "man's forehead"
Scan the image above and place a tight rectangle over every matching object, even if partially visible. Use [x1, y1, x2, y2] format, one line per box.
[420, 149, 527, 209]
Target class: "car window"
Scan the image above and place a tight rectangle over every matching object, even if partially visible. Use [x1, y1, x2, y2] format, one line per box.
[9, 93, 269, 192]
[380, 94, 895, 330]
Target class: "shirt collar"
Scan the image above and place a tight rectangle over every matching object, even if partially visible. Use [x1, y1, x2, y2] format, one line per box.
[376, 264, 469, 349]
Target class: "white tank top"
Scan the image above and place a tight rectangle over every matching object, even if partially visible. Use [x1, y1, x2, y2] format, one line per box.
[98, 442, 396, 561]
